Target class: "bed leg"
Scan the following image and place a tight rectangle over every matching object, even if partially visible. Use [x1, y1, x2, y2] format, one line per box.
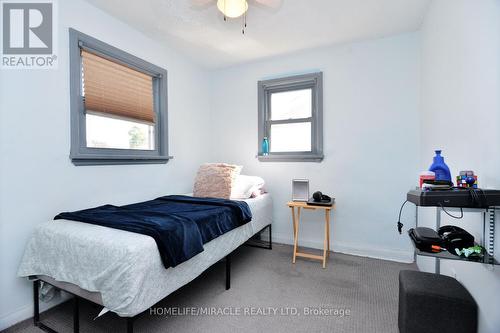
[32, 279, 59, 333]
[244, 224, 273, 250]
[33, 280, 40, 327]
[225, 254, 231, 290]
[126, 317, 135, 333]
[73, 296, 79, 333]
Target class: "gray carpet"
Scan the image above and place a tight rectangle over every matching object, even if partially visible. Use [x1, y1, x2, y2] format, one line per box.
[4, 244, 415, 333]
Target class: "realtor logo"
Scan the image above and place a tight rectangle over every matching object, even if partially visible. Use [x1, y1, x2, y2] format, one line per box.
[1, 0, 57, 69]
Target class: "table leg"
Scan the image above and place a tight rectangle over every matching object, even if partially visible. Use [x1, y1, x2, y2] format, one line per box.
[326, 209, 331, 258]
[295, 208, 302, 260]
[323, 213, 328, 269]
[291, 207, 299, 264]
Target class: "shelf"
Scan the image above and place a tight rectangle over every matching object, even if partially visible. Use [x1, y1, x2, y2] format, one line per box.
[411, 241, 498, 265]
[407, 188, 500, 209]
[257, 154, 324, 162]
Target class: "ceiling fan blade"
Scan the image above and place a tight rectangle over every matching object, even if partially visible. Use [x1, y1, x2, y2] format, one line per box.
[190, 0, 215, 9]
[250, 0, 283, 9]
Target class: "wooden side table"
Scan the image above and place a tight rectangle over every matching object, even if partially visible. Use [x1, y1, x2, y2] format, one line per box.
[287, 201, 334, 268]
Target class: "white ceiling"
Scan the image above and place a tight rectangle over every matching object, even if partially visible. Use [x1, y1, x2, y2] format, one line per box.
[84, 0, 431, 69]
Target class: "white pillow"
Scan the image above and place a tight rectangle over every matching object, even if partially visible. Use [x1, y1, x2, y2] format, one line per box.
[231, 175, 266, 199]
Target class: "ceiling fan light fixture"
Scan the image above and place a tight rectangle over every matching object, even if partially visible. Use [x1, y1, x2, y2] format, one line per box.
[216, 0, 248, 18]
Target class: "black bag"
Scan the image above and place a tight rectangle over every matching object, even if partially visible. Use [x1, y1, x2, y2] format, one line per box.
[408, 227, 443, 252]
[438, 225, 475, 254]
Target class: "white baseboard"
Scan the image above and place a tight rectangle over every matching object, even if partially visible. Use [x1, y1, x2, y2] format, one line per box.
[0, 303, 33, 331]
[0, 291, 70, 331]
[272, 233, 414, 263]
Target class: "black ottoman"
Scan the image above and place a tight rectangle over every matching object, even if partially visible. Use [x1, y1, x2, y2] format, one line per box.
[398, 270, 477, 333]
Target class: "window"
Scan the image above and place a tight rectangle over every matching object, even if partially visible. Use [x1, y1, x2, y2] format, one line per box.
[69, 29, 169, 165]
[258, 72, 323, 162]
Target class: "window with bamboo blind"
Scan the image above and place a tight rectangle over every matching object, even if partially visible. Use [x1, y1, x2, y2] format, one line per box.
[69, 29, 169, 165]
[82, 50, 155, 123]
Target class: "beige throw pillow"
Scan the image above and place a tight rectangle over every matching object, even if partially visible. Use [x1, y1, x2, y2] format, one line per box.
[193, 163, 242, 199]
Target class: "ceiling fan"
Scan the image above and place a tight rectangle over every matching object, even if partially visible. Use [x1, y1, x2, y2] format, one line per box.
[191, 0, 283, 34]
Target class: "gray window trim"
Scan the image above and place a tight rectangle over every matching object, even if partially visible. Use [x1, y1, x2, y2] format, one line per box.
[69, 28, 170, 166]
[257, 72, 324, 162]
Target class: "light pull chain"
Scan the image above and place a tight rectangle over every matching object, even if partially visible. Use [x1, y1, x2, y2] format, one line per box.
[242, 9, 247, 34]
[221, 0, 248, 35]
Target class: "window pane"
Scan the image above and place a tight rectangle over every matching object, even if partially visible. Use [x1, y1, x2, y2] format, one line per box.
[86, 113, 155, 150]
[270, 122, 311, 152]
[270, 88, 312, 120]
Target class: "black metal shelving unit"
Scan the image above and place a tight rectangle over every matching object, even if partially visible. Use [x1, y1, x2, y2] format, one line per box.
[407, 189, 498, 273]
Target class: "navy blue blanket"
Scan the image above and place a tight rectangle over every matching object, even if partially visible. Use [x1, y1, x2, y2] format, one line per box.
[54, 195, 252, 268]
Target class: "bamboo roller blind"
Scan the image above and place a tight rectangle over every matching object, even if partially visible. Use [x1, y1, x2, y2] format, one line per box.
[82, 50, 155, 123]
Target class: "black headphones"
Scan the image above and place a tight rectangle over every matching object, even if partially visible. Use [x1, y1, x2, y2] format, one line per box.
[313, 191, 331, 202]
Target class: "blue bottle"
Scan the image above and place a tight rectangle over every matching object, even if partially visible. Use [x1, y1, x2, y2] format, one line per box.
[429, 150, 452, 182]
[262, 137, 269, 156]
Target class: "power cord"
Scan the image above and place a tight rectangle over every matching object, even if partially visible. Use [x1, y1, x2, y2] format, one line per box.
[468, 187, 486, 207]
[397, 200, 409, 234]
[438, 204, 464, 219]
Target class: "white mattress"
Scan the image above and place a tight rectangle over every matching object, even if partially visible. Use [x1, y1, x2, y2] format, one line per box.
[18, 194, 273, 317]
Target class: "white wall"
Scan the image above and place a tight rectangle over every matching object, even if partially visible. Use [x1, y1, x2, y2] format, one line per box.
[419, 1, 500, 332]
[209, 33, 420, 262]
[0, 0, 211, 329]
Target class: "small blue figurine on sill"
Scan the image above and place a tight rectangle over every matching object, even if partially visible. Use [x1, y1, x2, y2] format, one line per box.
[262, 137, 269, 156]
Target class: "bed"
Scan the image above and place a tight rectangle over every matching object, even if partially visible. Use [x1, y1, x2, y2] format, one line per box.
[18, 194, 273, 332]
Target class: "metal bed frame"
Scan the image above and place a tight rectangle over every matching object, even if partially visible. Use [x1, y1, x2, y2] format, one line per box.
[32, 224, 272, 333]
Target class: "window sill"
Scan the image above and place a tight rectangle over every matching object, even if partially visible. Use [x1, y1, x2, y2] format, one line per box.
[257, 154, 324, 162]
[71, 155, 173, 166]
